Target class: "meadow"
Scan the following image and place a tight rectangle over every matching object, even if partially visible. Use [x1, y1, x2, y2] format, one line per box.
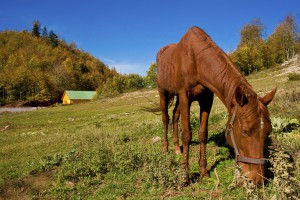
[0, 59, 299, 199]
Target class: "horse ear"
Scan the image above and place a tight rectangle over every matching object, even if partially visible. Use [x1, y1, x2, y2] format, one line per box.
[261, 88, 277, 106]
[234, 86, 247, 107]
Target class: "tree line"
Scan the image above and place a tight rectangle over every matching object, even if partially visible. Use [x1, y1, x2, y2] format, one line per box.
[98, 15, 300, 99]
[0, 15, 298, 105]
[229, 15, 300, 75]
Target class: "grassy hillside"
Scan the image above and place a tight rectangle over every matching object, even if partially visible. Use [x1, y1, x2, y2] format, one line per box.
[0, 57, 300, 199]
[0, 30, 114, 105]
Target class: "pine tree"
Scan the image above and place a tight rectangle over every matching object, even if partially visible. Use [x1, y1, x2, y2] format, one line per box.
[48, 30, 59, 47]
[42, 26, 48, 37]
[32, 20, 41, 37]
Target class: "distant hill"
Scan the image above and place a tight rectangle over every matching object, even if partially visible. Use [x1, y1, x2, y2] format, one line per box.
[0, 30, 117, 106]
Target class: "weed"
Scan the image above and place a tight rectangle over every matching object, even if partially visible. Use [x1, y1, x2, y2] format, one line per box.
[268, 146, 299, 199]
[39, 154, 63, 171]
[271, 89, 300, 118]
[140, 148, 180, 189]
[95, 121, 101, 128]
[288, 72, 300, 81]
[272, 117, 289, 133]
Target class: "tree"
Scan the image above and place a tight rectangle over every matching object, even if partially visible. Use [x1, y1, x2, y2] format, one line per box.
[48, 30, 59, 47]
[42, 26, 48, 37]
[144, 63, 157, 88]
[268, 15, 298, 62]
[230, 19, 267, 75]
[95, 75, 126, 98]
[32, 20, 41, 37]
[240, 18, 265, 48]
[125, 74, 145, 91]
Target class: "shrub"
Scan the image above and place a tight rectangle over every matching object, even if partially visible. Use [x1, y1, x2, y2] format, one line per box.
[271, 117, 289, 133]
[139, 146, 181, 189]
[268, 146, 299, 199]
[271, 117, 299, 133]
[39, 154, 63, 171]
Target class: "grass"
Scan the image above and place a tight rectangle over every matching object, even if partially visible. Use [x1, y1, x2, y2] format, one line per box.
[0, 62, 300, 199]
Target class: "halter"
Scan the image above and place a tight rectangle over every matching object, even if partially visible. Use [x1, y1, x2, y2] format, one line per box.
[225, 106, 266, 165]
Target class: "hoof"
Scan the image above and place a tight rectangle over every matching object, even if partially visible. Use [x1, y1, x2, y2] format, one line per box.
[163, 147, 168, 153]
[174, 146, 181, 155]
[180, 174, 190, 187]
[178, 167, 190, 186]
[175, 149, 182, 155]
[200, 172, 210, 178]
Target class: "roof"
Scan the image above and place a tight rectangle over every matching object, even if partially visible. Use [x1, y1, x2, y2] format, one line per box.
[64, 90, 96, 100]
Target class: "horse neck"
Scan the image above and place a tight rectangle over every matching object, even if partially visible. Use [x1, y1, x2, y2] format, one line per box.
[200, 61, 251, 111]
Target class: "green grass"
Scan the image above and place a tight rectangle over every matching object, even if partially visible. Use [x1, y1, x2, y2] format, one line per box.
[0, 63, 300, 199]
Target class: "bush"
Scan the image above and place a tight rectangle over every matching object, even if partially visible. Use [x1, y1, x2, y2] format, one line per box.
[95, 74, 145, 99]
[139, 146, 181, 189]
[268, 146, 299, 199]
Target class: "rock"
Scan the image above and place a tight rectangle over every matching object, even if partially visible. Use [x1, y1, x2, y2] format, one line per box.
[152, 136, 161, 143]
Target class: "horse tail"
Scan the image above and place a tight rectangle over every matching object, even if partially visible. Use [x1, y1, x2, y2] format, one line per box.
[141, 94, 176, 115]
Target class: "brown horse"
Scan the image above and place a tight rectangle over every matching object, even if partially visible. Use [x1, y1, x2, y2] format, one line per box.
[157, 26, 276, 184]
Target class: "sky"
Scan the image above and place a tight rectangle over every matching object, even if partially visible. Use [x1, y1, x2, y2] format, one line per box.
[1, 0, 299, 76]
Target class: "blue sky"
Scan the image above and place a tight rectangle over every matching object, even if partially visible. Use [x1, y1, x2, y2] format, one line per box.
[1, 0, 299, 75]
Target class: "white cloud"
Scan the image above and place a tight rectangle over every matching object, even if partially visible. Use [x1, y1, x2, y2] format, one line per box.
[100, 57, 149, 76]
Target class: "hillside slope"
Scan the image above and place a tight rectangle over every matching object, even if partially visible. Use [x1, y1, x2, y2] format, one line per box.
[0, 30, 115, 105]
[0, 56, 299, 199]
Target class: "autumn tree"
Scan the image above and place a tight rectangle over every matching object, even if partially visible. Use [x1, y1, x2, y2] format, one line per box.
[230, 19, 268, 75]
[240, 18, 265, 47]
[268, 15, 299, 62]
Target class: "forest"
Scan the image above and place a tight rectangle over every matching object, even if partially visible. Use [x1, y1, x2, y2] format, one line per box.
[0, 15, 299, 106]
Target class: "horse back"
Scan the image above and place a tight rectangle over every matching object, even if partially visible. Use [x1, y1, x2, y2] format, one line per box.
[156, 44, 180, 94]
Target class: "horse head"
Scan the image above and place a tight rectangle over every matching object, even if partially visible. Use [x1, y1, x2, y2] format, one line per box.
[226, 86, 276, 184]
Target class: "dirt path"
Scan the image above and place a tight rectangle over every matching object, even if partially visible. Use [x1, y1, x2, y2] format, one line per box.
[276, 55, 300, 76]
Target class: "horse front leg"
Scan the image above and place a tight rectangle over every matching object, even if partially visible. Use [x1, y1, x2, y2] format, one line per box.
[198, 109, 209, 178]
[198, 91, 213, 178]
[159, 91, 170, 153]
[179, 91, 192, 183]
[172, 96, 181, 155]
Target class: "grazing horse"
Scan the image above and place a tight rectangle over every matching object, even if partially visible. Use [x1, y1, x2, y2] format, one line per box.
[156, 26, 276, 184]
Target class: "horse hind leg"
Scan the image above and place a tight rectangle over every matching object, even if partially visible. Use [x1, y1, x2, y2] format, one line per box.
[172, 96, 181, 155]
[159, 91, 170, 153]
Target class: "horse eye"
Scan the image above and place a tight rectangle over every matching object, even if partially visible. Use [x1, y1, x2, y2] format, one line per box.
[242, 128, 248, 135]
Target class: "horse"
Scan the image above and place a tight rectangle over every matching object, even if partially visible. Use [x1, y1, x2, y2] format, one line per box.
[156, 26, 276, 184]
